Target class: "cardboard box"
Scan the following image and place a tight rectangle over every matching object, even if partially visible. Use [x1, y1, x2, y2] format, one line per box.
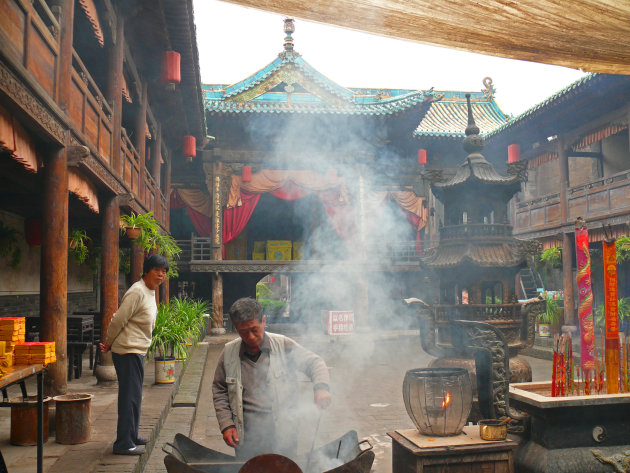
[266, 241, 292, 261]
[321, 311, 355, 335]
[292, 241, 304, 260]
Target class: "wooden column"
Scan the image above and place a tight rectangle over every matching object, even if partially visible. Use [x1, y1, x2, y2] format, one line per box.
[95, 195, 119, 382]
[211, 163, 224, 331]
[130, 241, 144, 284]
[134, 83, 148, 198]
[55, 0, 75, 111]
[151, 126, 162, 188]
[562, 232, 576, 326]
[106, 16, 124, 175]
[40, 143, 68, 395]
[558, 138, 569, 222]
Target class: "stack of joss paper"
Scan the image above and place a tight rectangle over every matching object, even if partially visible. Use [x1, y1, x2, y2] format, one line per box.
[0, 317, 26, 374]
[14, 342, 56, 366]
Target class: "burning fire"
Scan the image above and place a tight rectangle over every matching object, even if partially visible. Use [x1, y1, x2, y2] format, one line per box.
[441, 392, 451, 409]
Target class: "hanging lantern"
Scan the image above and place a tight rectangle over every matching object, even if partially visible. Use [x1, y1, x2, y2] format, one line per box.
[182, 135, 196, 162]
[24, 218, 42, 247]
[417, 149, 427, 165]
[508, 144, 521, 163]
[242, 165, 252, 183]
[161, 51, 181, 90]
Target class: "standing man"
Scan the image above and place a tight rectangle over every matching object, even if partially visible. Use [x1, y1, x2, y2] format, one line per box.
[213, 297, 331, 460]
[100, 254, 168, 455]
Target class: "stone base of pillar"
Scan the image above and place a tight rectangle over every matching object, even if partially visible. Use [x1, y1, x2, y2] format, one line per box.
[210, 328, 227, 335]
[561, 325, 578, 335]
[94, 364, 117, 383]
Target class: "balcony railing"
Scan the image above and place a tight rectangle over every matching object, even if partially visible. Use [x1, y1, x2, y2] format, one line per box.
[514, 169, 630, 233]
[439, 223, 513, 240]
[175, 237, 436, 263]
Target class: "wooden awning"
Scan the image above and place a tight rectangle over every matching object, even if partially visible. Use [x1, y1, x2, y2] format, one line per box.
[69, 169, 99, 213]
[78, 0, 104, 47]
[225, 0, 630, 74]
[0, 104, 38, 173]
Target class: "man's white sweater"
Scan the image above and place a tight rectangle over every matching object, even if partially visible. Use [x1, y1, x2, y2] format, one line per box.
[107, 278, 157, 355]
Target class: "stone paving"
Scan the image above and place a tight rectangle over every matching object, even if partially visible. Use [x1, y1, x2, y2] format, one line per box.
[0, 328, 551, 473]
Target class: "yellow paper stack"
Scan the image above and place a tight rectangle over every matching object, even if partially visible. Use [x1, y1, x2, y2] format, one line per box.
[0, 317, 25, 373]
[0, 340, 13, 374]
[14, 342, 56, 366]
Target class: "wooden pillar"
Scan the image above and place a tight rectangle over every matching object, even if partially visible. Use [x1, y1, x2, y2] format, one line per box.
[95, 195, 119, 382]
[164, 155, 172, 232]
[562, 232, 576, 327]
[106, 16, 124, 175]
[134, 83, 148, 197]
[210, 163, 224, 331]
[130, 242, 144, 284]
[40, 143, 68, 395]
[558, 138, 569, 222]
[151, 126, 162, 188]
[160, 278, 169, 304]
[55, 0, 75, 111]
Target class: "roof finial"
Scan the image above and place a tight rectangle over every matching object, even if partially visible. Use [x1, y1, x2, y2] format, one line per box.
[462, 93, 484, 154]
[283, 18, 295, 52]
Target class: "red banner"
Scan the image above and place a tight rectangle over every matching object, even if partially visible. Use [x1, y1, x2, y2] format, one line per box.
[603, 239, 620, 393]
[575, 223, 596, 372]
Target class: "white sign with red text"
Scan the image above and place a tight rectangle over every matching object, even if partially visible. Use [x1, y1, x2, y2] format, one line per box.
[322, 310, 355, 335]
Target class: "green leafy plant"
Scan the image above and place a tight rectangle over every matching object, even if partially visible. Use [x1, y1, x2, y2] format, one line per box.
[616, 235, 630, 263]
[539, 246, 562, 268]
[537, 297, 561, 324]
[68, 229, 91, 264]
[148, 297, 210, 360]
[0, 220, 22, 269]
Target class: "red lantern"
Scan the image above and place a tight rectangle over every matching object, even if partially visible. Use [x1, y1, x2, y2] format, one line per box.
[508, 144, 521, 163]
[417, 149, 427, 165]
[24, 218, 42, 246]
[242, 165, 252, 183]
[182, 135, 196, 162]
[161, 51, 181, 88]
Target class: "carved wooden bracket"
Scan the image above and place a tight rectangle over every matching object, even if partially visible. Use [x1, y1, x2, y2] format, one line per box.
[117, 193, 135, 207]
[66, 145, 90, 167]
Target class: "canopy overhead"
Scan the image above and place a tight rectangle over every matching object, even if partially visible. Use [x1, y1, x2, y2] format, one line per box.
[222, 0, 630, 75]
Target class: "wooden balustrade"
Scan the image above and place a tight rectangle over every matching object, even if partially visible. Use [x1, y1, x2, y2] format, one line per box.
[434, 303, 522, 322]
[514, 169, 630, 233]
[439, 223, 513, 240]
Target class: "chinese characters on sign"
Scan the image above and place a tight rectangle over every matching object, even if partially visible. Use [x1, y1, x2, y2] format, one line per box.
[213, 175, 222, 247]
[322, 311, 355, 335]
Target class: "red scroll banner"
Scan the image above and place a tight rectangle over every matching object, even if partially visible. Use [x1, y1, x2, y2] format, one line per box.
[603, 240, 620, 393]
[575, 222, 596, 373]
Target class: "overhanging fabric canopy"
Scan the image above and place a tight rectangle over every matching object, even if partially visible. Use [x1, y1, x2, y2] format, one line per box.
[223, 0, 630, 75]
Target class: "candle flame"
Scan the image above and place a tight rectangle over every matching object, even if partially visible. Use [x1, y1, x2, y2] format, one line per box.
[441, 392, 451, 409]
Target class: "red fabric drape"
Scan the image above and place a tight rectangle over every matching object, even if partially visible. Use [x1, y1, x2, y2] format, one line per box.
[402, 208, 423, 256]
[271, 181, 311, 200]
[319, 189, 355, 241]
[223, 190, 260, 245]
[171, 190, 214, 237]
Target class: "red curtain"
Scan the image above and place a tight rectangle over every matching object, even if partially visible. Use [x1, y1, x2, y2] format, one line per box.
[171, 191, 214, 237]
[271, 181, 311, 200]
[223, 190, 260, 245]
[402, 208, 422, 256]
[319, 189, 355, 241]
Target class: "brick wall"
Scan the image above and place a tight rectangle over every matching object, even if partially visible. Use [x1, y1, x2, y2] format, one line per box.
[0, 291, 98, 317]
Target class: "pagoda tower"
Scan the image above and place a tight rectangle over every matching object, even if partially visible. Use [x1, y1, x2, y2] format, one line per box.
[420, 94, 543, 383]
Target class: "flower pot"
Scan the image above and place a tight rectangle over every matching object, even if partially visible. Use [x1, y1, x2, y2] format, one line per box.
[125, 227, 142, 240]
[68, 239, 77, 250]
[155, 357, 176, 384]
[538, 323, 551, 337]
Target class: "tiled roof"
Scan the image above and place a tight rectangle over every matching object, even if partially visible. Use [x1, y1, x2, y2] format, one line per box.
[485, 73, 598, 138]
[434, 154, 520, 190]
[204, 51, 443, 116]
[424, 242, 526, 268]
[415, 91, 509, 138]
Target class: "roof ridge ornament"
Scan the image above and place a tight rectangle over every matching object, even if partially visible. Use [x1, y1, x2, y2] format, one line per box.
[283, 18, 295, 53]
[462, 93, 484, 155]
[481, 77, 496, 99]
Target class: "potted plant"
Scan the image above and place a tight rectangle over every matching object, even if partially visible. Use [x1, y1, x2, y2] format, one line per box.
[68, 229, 91, 264]
[537, 296, 561, 337]
[0, 220, 22, 269]
[120, 211, 159, 242]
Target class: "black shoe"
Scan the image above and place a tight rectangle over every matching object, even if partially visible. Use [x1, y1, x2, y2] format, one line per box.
[113, 445, 145, 455]
[135, 437, 149, 445]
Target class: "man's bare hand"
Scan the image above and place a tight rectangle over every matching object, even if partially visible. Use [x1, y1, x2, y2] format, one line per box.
[315, 388, 332, 409]
[99, 342, 111, 353]
[222, 427, 239, 447]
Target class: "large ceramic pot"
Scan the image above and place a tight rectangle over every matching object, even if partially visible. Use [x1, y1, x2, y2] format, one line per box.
[403, 368, 473, 436]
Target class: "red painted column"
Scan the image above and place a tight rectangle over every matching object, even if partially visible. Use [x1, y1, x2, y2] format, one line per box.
[40, 144, 68, 395]
[130, 241, 144, 285]
[106, 16, 124, 175]
[95, 195, 119, 382]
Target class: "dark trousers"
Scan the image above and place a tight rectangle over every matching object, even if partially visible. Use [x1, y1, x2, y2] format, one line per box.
[112, 353, 144, 450]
